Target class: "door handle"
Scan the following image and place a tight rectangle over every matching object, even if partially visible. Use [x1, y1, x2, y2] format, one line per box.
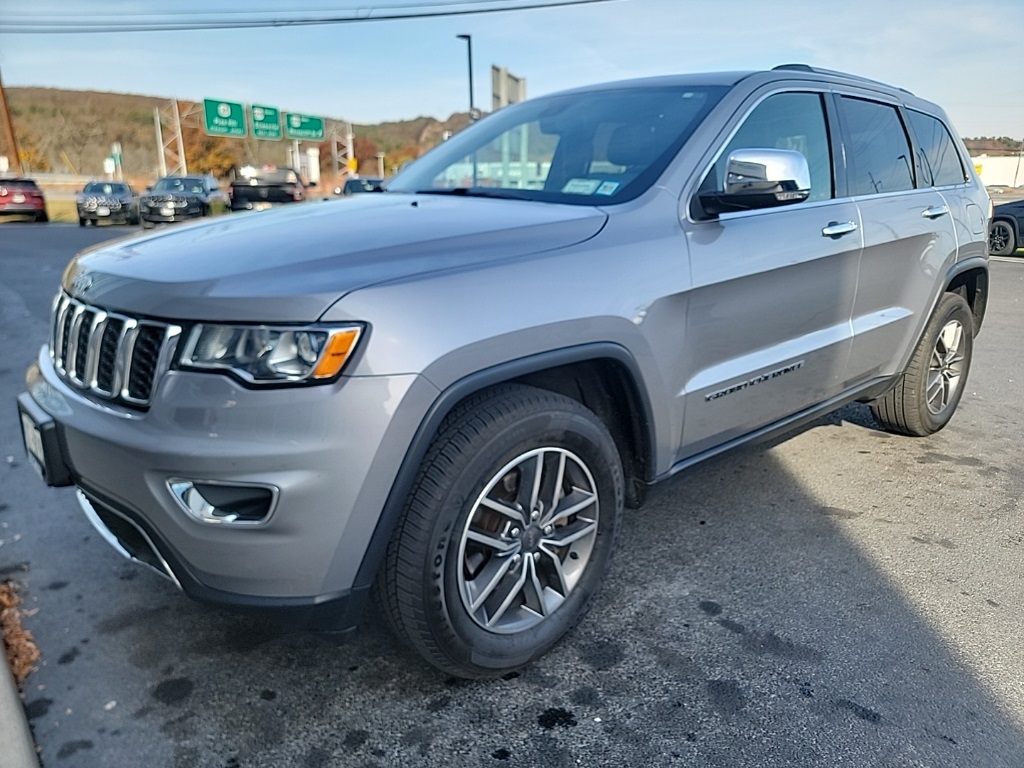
[922, 205, 949, 219]
[822, 221, 858, 237]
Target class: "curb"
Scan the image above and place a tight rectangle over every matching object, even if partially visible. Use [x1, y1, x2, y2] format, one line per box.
[0, 654, 39, 768]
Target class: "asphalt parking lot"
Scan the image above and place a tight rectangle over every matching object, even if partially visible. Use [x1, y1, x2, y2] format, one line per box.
[1, 224, 1023, 767]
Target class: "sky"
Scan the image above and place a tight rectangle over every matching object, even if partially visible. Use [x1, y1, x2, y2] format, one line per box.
[0, 0, 1019, 139]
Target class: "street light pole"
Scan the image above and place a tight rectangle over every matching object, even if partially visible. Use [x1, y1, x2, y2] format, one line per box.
[456, 34, 475, 120]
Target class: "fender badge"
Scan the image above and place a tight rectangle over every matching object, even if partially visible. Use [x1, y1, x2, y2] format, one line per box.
[71, 272, 93, 296]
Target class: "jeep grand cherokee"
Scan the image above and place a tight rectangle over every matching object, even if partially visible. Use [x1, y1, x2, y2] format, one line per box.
[18, 65, 989, 678]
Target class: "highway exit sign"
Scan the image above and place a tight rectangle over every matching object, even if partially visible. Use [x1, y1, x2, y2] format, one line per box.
[203, 99, 246, 138]
[284, 112, 325, 141]
[251, 104, 282, 140]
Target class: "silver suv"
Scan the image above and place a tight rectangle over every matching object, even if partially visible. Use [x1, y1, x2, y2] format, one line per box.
[18, 65, 990, 678]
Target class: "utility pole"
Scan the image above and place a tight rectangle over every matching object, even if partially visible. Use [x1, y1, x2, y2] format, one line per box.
[0, 65, 24, 175]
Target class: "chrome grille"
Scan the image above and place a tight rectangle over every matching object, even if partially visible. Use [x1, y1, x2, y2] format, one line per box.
[81, 196, 124, 211]
[50, 293, 181, 408]
[145, 194, 190, 208]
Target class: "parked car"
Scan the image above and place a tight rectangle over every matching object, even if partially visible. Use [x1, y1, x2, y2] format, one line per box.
[989, 198, 1024, 256]
[138, 174, 228, 228]
[76, 181, 139, 226]
[18, 65, 989, 678]
[0, 177, 47, 222]
[333, 177, 384, 196]
[229, 166, 308, 212]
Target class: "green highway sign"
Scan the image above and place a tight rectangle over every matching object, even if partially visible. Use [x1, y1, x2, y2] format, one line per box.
[284, 112, 325, 141]
[203, 98, 246, 138]
[251, 104, 282, 140]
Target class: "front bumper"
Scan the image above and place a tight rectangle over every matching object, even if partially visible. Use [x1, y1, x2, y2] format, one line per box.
[21, 350, 437, 627]
[78, 205, 134, 223]
[140, 209, 203, 224]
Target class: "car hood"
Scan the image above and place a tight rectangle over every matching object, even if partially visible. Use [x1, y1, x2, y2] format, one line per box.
[64, 194, 608, 322]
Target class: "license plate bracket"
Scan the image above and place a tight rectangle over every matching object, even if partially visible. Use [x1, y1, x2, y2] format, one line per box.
[16, 393, 73, 487]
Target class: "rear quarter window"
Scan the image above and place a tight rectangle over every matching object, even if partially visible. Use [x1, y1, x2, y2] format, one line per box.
[906, 110, 966, 187]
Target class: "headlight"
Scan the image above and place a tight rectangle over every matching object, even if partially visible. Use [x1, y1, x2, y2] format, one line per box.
[178, 324, 363, 384]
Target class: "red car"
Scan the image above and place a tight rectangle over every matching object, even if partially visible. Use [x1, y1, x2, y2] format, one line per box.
[0, 177, 48, 222]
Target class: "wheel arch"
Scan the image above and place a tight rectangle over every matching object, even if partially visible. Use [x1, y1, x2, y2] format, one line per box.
[991, 213, 1019, 238]
[352, 343, 656, 592]
[944, 257, 989, 335]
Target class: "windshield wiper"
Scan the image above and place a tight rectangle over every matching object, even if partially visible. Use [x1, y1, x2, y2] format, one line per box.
[415, 188, 527, 201]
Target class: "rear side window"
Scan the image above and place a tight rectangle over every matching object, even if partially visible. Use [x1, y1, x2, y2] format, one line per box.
[840, 97, 914, 196]
[706, 91, 833, 203]
[906, 110, 966, 187]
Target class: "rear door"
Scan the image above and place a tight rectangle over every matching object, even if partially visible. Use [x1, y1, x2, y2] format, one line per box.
[838, 95, 958, 384]
[678, 88, 862, 459]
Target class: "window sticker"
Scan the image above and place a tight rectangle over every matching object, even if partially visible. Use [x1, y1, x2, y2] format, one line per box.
[561, 178, 602, 195]
[595, 181, 620, 196]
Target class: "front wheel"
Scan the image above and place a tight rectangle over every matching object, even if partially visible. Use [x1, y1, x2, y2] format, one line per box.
[377, 384, 624, 678]
[989, 220, 1017, 257]
[871, 292, 974, 436]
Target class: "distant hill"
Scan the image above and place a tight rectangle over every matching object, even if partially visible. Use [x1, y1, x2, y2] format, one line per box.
[3, 86, 472, 181]
[963, 137, 1022, 157]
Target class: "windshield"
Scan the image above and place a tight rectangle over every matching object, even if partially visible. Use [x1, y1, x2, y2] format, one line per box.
[387, 84, 727, 205]
[153, 177, 206, 194]
[83, 182, 129, 195]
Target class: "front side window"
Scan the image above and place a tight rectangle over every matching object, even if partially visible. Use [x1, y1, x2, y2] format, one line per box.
[387, 85, 728, 205]
[840, 97, 915, 196]
[703, 91, 833, 203]
[906, 110, 966, 187]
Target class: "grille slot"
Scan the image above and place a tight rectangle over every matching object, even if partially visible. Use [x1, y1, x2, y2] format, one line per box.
[50, 293, 181, 408]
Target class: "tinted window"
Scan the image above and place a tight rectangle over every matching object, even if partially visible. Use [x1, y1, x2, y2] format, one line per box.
[840, 97, 914, 196]
[706, 91, 833, 203]
[906, 110, 966, 187]
[83, 182, 129, 194]
[243, 169, 300, 184]
[153, 177, 207, 194]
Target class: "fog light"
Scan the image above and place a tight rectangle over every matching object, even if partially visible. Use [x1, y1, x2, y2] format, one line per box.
[168, 480, 276, 525]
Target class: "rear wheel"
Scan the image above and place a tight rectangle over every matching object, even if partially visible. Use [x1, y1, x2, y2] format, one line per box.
[78, 217, 86, 227]
[36, 211, 49, 223]
[377, 384, 623, 678]
[871, 292, 974, 436]
[989, 219, 1017, 256]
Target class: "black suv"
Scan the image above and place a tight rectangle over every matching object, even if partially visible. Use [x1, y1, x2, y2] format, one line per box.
[139, 175, 229, 228]
[989, 198, 1024, 256]
[76, 181, 139, 226]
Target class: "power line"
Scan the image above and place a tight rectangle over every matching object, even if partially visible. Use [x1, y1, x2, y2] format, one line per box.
[0, 0, 618, 34]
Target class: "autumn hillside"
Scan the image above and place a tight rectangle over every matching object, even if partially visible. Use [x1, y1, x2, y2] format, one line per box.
[3, 86, 472, 181]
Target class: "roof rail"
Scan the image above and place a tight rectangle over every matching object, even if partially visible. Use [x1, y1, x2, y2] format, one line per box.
[772, 64, 914, 95]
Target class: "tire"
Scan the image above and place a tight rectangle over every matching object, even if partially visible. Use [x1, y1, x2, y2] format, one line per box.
[870, 292, 974, 436]
[78, 218, 86, 227]
[141, 219, 154, 230]
[36, 211, 49, 223]
[989, 219, 1017, 257]
[377, 383, 624, 678]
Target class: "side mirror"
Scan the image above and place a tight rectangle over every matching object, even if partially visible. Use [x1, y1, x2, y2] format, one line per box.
[699, 148, 810, 216]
